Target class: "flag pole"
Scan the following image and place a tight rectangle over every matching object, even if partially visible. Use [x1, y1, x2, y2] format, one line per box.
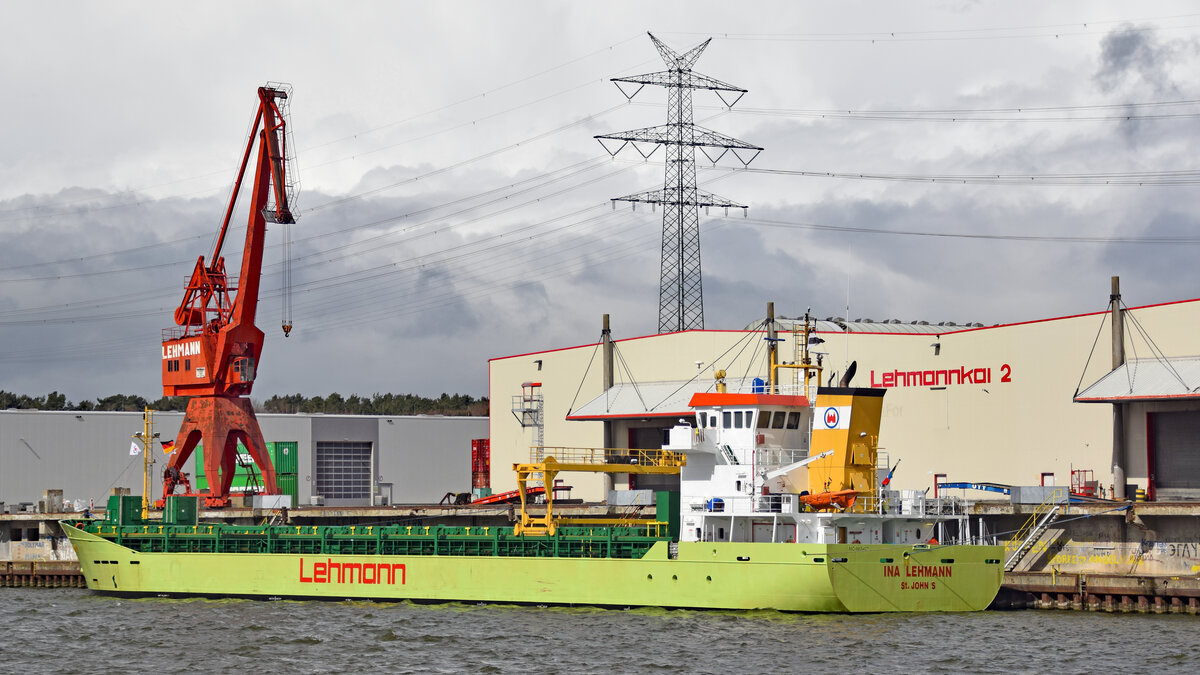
[134, 407, 158, 518]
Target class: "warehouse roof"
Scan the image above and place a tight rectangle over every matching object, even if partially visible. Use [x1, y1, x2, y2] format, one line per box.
[1074, 357, 1200, 403]
[752, 318, 969, 335]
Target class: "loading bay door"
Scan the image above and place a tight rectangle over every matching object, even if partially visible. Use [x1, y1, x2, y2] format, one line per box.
[314, 440, 373, 505]
[1150, 411, 1200, 499]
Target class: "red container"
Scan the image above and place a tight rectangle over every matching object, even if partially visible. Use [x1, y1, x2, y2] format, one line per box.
[471, 439, 490, 488]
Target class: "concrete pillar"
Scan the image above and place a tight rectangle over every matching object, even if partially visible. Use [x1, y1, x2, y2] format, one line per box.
[1111, 276, 1127, 501]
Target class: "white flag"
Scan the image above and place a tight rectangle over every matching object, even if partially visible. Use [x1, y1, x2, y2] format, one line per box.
[130, 440, 141, 456]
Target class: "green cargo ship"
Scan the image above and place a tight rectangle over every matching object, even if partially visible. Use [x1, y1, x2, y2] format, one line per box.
[64, 353, 1004, 611]
[62, 517, 1000, 611]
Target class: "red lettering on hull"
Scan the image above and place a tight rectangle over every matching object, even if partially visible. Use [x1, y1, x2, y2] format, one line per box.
[905, 564, 953, 578]
[299, 558, 406, 585]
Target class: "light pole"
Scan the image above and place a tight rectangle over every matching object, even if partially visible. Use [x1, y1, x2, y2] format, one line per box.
[133, 407, 160, 518]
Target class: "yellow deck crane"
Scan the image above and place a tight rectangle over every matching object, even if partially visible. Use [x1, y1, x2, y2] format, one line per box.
[512, 447, 686, 536]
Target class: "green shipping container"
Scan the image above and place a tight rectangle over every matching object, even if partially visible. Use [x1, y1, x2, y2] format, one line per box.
[194, 441, 299, 493]
[164, 495, 198, 526]
[276, 474, 299, 502]
[271, 441, 298, 475]
[106, 495, 143, 525]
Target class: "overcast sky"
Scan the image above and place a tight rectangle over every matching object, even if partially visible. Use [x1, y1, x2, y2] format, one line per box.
[2, 2, 1200, 403]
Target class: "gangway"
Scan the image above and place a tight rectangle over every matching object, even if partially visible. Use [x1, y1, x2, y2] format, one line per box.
[936, 482, 1012, 495]
[471, 486, 545, 505]
[513, 447, 686, 536]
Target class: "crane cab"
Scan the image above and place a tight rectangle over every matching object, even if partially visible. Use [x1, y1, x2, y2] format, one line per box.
[162, 335, 211, 396]
[230, 356, 256, 384]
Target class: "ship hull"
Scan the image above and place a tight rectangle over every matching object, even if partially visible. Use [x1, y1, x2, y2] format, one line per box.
[65, 524, 1002, 612]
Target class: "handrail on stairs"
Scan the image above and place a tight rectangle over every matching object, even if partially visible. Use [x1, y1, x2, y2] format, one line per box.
[1004, 487, 1067, 571]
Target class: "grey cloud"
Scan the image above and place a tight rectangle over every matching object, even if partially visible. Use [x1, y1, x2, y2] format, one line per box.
[1095, 25, 1181, 96]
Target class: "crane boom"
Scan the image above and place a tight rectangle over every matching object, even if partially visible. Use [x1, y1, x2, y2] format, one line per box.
[160, 85, 297, 507]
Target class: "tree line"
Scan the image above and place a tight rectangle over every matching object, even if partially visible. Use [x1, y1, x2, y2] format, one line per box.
[0, 390, 185, 412]
[0, 390, 487, 416]
[261, 392, 487, 416]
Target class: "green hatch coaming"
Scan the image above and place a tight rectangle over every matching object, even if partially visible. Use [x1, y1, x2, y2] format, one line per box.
[70, 521, 668, 560]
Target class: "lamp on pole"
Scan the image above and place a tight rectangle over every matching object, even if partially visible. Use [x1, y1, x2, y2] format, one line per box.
[133, 407, 160, 518]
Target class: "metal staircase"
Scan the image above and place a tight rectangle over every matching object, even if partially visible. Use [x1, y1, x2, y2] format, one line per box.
[511, 383, 544, 448]
[1005, 488, 1066, 571]
[719, 444, 739, 465]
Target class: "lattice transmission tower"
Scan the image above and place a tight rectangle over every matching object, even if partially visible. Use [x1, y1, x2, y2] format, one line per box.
[597, 32, 761, 333]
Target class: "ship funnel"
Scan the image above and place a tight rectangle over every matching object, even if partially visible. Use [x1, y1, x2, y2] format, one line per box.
[807, 387, 885, 508]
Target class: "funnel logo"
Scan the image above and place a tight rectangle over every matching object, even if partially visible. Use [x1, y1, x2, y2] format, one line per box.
[824, 408, 839, 427]
[820, 406, 852, 430]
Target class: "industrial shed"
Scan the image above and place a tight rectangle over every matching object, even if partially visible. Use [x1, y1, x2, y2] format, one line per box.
[1075, 356, 1200, 501]
[0, 411, 487, 508]
[489, 291, 1200, 503]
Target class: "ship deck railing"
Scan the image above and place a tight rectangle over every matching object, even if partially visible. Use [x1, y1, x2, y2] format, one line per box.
[878, 490, 971, 516]
[529, 446, 686, 468]
[687, 492, 972, 517]
[72, 521, 670, 559]
[754, 447, 810, 467]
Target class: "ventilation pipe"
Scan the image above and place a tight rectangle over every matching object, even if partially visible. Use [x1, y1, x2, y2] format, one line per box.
[602, 314, 615, 495]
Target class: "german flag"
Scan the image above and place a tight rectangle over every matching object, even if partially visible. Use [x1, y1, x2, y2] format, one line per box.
[160, 440, 176, 454]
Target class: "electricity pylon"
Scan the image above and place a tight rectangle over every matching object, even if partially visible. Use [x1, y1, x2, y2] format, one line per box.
[597, 32, 761, 333]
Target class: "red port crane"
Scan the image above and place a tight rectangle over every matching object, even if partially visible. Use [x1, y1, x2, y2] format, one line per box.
[160, 84, 297, 507]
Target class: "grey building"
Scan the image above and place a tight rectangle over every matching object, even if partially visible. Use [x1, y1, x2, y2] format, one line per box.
[0, 410, 487, 508]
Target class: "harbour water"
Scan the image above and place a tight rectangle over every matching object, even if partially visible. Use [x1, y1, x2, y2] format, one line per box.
[4, 588, 1197, 673]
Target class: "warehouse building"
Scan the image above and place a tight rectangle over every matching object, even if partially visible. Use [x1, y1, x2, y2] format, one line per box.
[0, 411, 487, 508]
[488, 287, 1200, 503]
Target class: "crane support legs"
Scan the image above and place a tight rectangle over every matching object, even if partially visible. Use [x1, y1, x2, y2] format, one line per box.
[166, 396, 278, 507]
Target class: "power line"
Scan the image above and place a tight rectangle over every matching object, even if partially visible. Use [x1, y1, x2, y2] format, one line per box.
[716, 98, 1200, 116]
[662, 13, 1200, 43]
[713, 105, 1200, 124]
[0, 157, 625, 313]
[304, 104, 627, 213]
[699, 163, 1200, 186]
[741, 215, 1200, 244]
[0, 35, 649, 215]
[300, 34, 647, 152]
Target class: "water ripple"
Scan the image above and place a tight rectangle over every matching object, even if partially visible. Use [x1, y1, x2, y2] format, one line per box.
[2, 589, 1199, 673]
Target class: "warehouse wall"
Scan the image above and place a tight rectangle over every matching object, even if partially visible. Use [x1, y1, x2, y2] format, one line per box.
[489, 330, 765, 500]
[489, 299, 1200, 502]
[377, 415, 487, 504]
[0, 410, 486, 507]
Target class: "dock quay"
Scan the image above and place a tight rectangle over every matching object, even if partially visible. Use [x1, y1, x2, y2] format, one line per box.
[969, 497, 1200, 613]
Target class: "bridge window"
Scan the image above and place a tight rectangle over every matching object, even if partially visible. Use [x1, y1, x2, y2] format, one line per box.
[786, 412, 801, 429]
[757, 411, 770, 429]
[733, 411, 743, 428]
[722, 411, 731, 428]
[771, 411, 786, 429]
[697, 414, 706, 428]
